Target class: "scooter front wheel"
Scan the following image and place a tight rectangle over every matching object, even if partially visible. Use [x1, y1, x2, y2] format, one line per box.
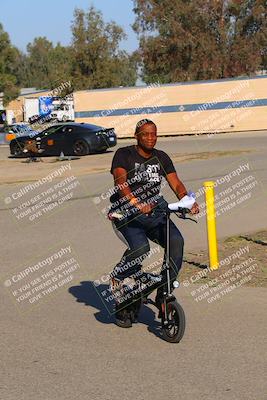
[161, 300, 186, 343]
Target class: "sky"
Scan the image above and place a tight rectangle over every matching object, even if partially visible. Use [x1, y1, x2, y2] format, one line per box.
[0, 0, 139, 53]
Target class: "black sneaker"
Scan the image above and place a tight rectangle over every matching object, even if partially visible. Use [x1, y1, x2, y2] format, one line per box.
[115, 308, 132, 328]
[147, 273, 162, 283]
[140, 272, 162, 284]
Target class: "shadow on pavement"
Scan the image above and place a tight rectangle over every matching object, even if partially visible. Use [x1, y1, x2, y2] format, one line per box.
[69, 280, 163, 340]
[69, 281, 113, 324]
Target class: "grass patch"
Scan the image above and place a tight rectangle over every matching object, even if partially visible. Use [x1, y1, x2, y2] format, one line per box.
[181, 230, 267, 288]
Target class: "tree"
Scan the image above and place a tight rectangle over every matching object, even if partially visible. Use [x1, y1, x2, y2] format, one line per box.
[71, 6, 137, 89]
[26, 37, 53, 88]
[22, 37, 72, 89]
[0, 23, 20, 105]
[225, 0, 267, 75]
[0, 4, 138, 102]
[132, 0, 267, 83]
[50, 43, 73, 87]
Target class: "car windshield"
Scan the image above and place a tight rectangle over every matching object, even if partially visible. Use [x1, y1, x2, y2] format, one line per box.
[41, 125, 63, 135]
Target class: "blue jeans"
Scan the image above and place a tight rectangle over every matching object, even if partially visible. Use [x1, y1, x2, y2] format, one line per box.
[112, 203, 184, 297]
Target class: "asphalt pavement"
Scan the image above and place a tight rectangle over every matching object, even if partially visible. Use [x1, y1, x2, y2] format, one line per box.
[0, 131, 266, 400]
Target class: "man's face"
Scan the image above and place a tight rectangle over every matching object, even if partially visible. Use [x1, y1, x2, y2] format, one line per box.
[135, 123, 157, 151]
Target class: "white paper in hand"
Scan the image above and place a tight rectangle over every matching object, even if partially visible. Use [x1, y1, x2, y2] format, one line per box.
[168, 195, 195, 211]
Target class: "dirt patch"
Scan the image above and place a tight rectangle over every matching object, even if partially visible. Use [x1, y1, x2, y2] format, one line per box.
[181, 230, 267, 288]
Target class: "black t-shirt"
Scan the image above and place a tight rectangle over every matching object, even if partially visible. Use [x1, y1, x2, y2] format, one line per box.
[109, 145, 176, 216]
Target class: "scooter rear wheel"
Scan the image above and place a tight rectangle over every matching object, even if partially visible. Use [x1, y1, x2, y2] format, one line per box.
[161, 300, 186, 343]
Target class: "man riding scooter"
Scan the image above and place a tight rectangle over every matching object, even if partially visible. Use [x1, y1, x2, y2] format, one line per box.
[109, 119, 199, 327]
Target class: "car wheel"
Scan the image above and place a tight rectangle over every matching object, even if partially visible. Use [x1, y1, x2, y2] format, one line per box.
[11, 142, 24, 156]
[73, 140, 90, 156]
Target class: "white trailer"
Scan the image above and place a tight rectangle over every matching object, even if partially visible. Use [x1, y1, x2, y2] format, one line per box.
[23, 97, 74, 123]
[24, 98, 39, 122]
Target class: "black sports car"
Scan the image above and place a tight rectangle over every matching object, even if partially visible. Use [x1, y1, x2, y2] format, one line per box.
[9, 122, 117, 157]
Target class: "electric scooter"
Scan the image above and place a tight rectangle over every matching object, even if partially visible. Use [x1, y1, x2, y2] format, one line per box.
[110, 193, 197, 343]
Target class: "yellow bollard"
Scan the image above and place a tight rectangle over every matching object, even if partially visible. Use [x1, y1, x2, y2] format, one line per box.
[204, 181, 219, 270]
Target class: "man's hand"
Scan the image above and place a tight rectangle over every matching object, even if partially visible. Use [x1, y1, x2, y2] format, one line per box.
[190, 202, 199, 215]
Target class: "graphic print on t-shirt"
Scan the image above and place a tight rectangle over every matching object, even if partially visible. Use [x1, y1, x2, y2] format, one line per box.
[134, 162, 161, 183]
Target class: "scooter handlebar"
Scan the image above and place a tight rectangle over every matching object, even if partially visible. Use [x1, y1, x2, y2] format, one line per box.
[108, 193, 197, 220]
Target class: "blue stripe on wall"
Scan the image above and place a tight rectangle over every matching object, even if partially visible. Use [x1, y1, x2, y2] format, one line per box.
[75, 98, 267, 119]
